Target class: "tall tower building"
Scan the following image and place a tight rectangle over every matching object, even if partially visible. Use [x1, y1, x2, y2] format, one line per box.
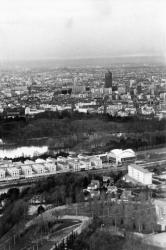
[73, 77, 77, 94]
[73, 77, 77, 88]
[105, 71, 112, 88]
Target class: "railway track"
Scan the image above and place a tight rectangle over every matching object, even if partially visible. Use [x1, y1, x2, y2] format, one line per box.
[140, 159, 166, 168]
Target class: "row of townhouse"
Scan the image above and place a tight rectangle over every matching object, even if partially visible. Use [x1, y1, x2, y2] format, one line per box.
[0, 149, 136, 180]
[0, 159, 57, 180]
[0, 155, 101, 180]
[0, 167, 20, 179]
[0, 155, 103, 180]
[55, 155, 103, 171]
[70, 155, 103, 171]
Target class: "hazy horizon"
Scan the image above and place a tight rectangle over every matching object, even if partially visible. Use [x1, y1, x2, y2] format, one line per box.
[0, 55, 165, 70]
[0, 0, 166, 62]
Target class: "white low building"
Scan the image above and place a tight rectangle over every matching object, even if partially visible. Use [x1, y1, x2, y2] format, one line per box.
[25, 107, 45, 116]
[128, 164, 152, 185]
[106, 186, 117, 194]
[21, 165, 33, 176]
[108, 149, 136, 166]
[74, 107, 88, 113]
[89, 156, 102, 169]
[68, 158, 80, 171]
[141, 106, 155, 115]
[24, 160, 35, 165]
[46, 157, 56, 163]
[0, 160, 13, 168]
[32, 164, 45, 174]
[13, 161, 22, 167]
[45, 162, 56, 172]
[57, 160, 69, 171]
[7, 167, 20, 179]
[153, 199, 166, 231]
[96, 154, 108, 163]
[35, 158, 46, 164]
[57, 156, 67, 164]
[87, 180, 100, 191]
[79, 158, 91, 171]
[0, 169, 6, 179]
[79, 162, 89, 171]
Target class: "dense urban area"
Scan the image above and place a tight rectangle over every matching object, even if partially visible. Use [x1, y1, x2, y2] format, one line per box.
[0, 61, 166, 250]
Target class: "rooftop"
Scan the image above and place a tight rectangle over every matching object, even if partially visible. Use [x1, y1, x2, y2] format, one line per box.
[110, 148, 136, 158]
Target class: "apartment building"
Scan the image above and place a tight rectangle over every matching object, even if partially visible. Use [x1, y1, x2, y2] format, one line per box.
[128, 164, 152, 185]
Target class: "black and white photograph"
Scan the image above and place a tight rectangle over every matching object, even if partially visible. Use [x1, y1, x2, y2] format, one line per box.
[0, 0, 165, 249]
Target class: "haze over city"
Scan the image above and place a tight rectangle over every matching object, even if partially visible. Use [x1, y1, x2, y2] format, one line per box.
[1, 1, 166, 249]
[0, 0, 166, 61]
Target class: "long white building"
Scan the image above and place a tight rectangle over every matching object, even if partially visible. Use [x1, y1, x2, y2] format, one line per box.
[45, 162, 56, 172]
[128, 164, 152, 185]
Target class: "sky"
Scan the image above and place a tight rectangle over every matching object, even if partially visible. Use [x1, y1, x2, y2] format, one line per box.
[0, 0, 165, 61]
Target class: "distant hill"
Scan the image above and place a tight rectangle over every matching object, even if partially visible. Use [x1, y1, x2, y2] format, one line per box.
[0, 55, 165, 70]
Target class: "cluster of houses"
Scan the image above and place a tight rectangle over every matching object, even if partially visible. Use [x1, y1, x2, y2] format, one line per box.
[84, 176, 118, 200]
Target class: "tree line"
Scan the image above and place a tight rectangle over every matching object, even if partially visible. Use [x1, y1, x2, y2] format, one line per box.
[0, 111, 166, 151]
